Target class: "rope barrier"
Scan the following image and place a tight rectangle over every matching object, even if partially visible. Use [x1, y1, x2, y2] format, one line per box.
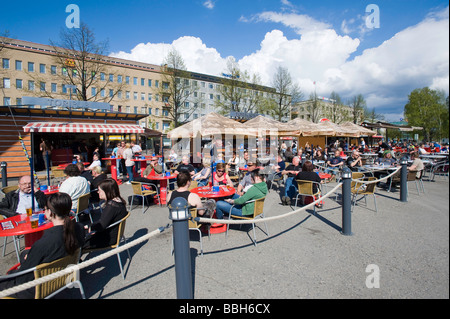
[0, 225, 169, 298]
[351, 166, 401, 184]
[196, 182, 343, 225]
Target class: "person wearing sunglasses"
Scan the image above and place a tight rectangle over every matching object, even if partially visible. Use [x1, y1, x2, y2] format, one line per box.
[212, 163, 233, 187]
[236, 160, 258, 196]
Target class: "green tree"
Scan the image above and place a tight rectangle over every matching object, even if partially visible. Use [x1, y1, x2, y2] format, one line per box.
[404, 87, 448, 141]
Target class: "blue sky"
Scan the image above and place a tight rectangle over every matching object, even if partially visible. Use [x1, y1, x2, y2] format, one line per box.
[1, 0, 449, 121]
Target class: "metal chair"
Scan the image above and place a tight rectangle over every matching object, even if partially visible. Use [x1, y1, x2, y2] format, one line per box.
[0, 248, 85, 299]
[75, 193, 92, 223]
[82, 212, 131, 280]
[294, 180, 322, 215]
[268, 171, 284, 192]
[226, 196, 267, 246]
[130, 181, 160, 213]
[430, 163, 449, 181]
[351, 177, 378, 213]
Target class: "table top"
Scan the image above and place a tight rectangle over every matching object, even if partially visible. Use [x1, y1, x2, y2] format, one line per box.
[191, 185, 236, 199]
[144, 174, 177, 181]
[420, 154, 448, 158]
[318, 172, 331, 179]
[362, 164, 398, 170]
[360, 153, 378, 157]
[42, 185, 60, 195]
[0, 213, 53, 237]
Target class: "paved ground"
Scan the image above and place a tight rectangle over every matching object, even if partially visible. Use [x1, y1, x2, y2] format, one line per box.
[1, 174, 448, 300]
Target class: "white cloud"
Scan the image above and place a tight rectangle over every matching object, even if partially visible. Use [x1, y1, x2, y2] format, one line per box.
[109, 6, 449, 121]
[203, 0, 215, 10]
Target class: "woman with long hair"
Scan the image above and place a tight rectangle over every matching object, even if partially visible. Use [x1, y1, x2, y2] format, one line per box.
[0, 192, 85, 298]
[84, 178, 128, 249]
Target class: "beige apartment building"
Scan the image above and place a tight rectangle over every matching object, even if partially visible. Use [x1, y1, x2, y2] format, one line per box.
[0, 37, 171, 132]
[292, 98, 354, 124]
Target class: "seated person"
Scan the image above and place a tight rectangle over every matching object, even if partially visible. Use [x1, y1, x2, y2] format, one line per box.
[346, 150, 363, 171]
[87, 153, 101, 171]
[313, 149, 327, 162]
[76, 161, 94, 185]
[236, 160, 258, 196]
[0, 175, 47, 218]
[326, 149, 344, 178]
[267, 154, 286, 182]
[295, 161, 322, 207]
[175, 155, 195, 176]
[408, 151, 424, 178]
[134, 156, 163, 185]
[83, 179, 128, 249]
[0, 192, 85, 298]
[215, 170, 267, 219]
[90, 166, 107, 202]
[58, 164, 90, 213]
[193, 159, 211, 187]
[212, 162, 233, 187]
[227, 152, 240, 171]
[417, 144, 429, 155]
[376, 151, 397, 166]
[166, 171, 205, 214]
[281, 156, 302, 205]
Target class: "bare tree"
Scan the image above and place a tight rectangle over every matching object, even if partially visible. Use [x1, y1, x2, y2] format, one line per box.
[160, 48, 199, 128]
[308, 91, 322, 123]
[30, 22, 126, 102]
[269, 66, 302, 121]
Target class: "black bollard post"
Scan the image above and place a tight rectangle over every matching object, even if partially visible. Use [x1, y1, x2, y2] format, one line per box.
[1, 162, 7, 187]
[400, 156, 408, 202]
[168, 197, 193, 299]
[341, 167, 353, 236]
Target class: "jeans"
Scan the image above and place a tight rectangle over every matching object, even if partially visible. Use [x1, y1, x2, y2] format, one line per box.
[196, 179, 209, 187]
[284, 177, 298, 199]
[126, 165, 134, 182]
[215, 194, 242, 219]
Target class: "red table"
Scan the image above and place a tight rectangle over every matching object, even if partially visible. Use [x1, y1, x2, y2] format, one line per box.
[144, 174, 177, 205]
[0, 213, 53, 261]
[190, 185, 236, 234]
[318, 172, 331, 180]
[42, 185, 59, 195]
[132, 158, 149, 177]
[102, 157, 122, 185]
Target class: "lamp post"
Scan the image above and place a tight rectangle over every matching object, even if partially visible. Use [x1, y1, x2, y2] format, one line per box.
[168, 197, 193, 299]
[341, 167, 353, 236]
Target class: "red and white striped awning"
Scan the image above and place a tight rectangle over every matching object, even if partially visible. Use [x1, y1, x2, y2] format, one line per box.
[23, 122, 145, 134]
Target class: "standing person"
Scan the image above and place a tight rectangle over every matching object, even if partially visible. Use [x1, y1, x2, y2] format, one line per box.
[0, 192, 85, 299]
[123, 142, 134, 184]
[131, 141, 143, 173]
[116, 141, 126, 177]
[59, 164, 90, 213]
[39, 138, 53, 172]
[281, 156, 302, 205]
[83, 179, 128, 249]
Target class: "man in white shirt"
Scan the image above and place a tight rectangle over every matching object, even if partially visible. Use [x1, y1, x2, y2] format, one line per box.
[58, 164, 90, 212]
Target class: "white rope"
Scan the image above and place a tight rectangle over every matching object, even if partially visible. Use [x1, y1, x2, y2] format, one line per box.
[0, 225, 167, 298]
[196, 182, 343, 225]
[352, 166, 401, 184]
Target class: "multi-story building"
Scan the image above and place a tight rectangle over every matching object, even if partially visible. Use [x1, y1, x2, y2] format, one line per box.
[292, 98, 354, 124]
[1, 37, 282, 133]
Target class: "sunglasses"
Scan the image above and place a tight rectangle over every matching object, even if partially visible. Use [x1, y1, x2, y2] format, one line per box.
[217, 169, 225, 172]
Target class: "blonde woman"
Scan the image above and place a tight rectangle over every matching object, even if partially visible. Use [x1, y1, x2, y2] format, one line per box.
[123, 142, 134, 184]
[193, 158, 211, 186]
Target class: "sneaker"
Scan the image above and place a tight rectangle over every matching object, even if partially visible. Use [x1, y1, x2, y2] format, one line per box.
[126, 181, 131, 185]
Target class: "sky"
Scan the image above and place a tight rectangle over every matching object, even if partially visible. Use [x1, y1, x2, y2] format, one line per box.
[1, 0, 448, 121]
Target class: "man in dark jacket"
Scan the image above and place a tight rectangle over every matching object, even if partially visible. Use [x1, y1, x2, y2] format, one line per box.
[0, 176, 47, 218]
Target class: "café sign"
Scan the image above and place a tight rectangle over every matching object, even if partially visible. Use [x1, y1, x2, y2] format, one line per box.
[22, 96, 111, 111]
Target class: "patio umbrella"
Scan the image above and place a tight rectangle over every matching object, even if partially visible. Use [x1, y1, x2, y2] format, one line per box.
[167, 112, 249, 139]
[286, 118, 322, 136]
[243, 115, 297, 136]
[339, 122, 377, 136]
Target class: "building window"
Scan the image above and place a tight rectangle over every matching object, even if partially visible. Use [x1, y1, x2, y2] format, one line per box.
[162, 109, 169, 117]
[16, 79, 23, 89]
[39, 64, 46, 74]
[148, 93, 152, 101]
[155, 122, 159, 130]
[100, 88, 105, 97]
[100, 72, 105, 81]
[133, 92, 138, 100]
[3, 97, 11, 106]
[51, 65, 57, 75]
[109, 74, 114, 82]
[155, 108, 159, 116]
[28, 62, 34, 72]
[28, 80, 35, 91]
[117, 75, 122, 83]
[148, 108, 152, 115]
[155, 80, 159, 88]
[117, 90, 122, 99]
[2, 78, 10, 89]
[126, 91, 130, 99]
[40, 82, 46, 92]
[16, 98, 22, 105]
[51, 83, 57, 93]
[2, 58, 9, 69]
[141, 78, 145, 86]
[15, 60, 22, 71]
[125, 76, 130, 84]
[109, 89, 114, 98]
[91, 87, 97, 96]
[126, 106, 130, 113]
[148, 79, 152, 87]
[142, 107, 147, 114]
[141, 93, 145, 101]
[134, 106, 138, 114]
[133, 77, 138, 85]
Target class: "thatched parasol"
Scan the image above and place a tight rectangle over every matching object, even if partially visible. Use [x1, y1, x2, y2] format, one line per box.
[244, 115, 298, 136]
